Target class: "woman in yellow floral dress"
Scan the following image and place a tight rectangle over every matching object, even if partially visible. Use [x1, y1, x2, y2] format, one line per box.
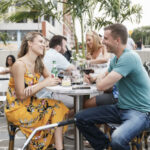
[5, 32, 69, 150]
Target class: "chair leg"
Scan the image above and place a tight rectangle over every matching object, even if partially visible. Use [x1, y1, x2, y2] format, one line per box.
[8, 125, 17, 150]
[144, 132, 149, 150]
[137, 135, 143, 150]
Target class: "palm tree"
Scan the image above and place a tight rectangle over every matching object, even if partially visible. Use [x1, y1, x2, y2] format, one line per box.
[0, 32, 8, 45]
[62, 0, 93, 57]
[0, 0, 59, 25]
[93, 0, 142, 30]
[86, 0, 97, 31]
[0, 0, 12, 44]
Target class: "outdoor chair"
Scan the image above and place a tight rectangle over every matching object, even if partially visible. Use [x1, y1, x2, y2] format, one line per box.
[7, 121, 21, 150]
[0, 95, 6, 116]
[6, 118, 76, 150]
[143, 129, 150, 150]
[22, 119, 76, 150]
[104, 123, 145, 150]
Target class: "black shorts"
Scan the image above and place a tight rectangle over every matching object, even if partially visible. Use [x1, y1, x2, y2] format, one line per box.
[96, 92, 118, 106]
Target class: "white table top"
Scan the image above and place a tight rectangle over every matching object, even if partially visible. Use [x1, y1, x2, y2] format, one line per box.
[46, 84, 101, 96]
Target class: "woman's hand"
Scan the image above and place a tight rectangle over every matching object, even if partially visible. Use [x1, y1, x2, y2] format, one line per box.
[44, 76, 61, 87]
[24, 85, 35, 97]
[86, 53, 92, 60]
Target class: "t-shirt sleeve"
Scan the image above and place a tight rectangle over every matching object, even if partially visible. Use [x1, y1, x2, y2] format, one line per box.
[108, 57, 115, 72]
[113, 53, 136, 77]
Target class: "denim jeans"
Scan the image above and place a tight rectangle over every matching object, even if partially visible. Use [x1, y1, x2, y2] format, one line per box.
[75, 104, 150, 150]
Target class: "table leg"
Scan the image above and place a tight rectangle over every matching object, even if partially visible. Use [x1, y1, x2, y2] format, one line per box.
[74, 95, 84, 150]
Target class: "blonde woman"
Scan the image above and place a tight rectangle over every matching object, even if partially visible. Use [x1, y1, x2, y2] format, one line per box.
[5, 32, 69, 150]
[86, 31, 110, 68]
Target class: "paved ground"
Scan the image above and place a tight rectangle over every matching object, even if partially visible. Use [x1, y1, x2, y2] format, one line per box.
[0, 117, 93, 150]
[0, 116, 150, 150]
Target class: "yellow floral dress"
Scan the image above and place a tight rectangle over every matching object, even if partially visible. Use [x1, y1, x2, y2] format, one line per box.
[5, 68, 69, 150]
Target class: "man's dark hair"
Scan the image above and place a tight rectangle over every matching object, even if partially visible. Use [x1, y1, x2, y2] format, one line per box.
[49, 35, 67, 48]
[104, 24, 128, 45]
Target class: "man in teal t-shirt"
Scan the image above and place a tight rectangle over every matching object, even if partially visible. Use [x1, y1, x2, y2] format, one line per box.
[108, 48, 150, 112]
[75, 24, 150, 150]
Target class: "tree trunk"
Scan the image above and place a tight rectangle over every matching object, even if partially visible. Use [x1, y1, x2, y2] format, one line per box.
[73, 17, 79, 54]
[80, 16, 85, 58]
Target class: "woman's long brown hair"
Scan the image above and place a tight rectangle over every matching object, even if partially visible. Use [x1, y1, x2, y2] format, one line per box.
[18, 32, 45, 74]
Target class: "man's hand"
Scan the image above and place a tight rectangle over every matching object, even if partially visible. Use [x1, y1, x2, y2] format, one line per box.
[84, 74, 96, 84]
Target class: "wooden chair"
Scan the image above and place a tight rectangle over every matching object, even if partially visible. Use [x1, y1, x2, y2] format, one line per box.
[104, 123, 145, 150]
[143, 130, 150, 150]
[7, 122, 20, 150]
[0, 96, 6, 116]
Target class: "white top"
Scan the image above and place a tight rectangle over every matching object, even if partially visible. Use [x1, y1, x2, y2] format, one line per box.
[36, 48, 72, 98]
[126, 37, 135, 50]
[44, 48, 71, 72]
[92, 52, 110, 75]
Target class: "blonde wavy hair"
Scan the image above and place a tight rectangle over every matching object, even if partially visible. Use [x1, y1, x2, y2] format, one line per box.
[86, 31, 103, 55]
[18, 32, 45, 74]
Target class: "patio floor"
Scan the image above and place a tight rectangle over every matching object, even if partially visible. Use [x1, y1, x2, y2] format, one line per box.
[0, 116, 150, 150]
[0, 117, 94, 150]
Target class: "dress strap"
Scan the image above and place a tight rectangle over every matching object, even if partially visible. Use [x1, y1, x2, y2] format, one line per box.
[17, 60, 28, 72]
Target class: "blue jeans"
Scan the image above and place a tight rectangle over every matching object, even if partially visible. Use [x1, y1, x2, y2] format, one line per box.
[75, 104, 150, 150]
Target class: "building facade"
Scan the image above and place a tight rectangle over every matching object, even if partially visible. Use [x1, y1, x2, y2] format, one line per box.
[0, 0, 74, 51]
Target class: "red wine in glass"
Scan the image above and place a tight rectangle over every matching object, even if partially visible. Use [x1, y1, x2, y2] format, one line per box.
[82, 68, 94, 74]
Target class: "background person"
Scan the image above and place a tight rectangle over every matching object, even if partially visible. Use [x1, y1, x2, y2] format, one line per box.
[126, 36, 136, 50]
[5, 32, 69, 150]
[136, 39, 142, 50]
[64, 46, 72, 62]
[75, 24, 150, 150]
[45, 37, 50, 51]
[36, 35, 75, 109]
[0, 55, 16, 74]
[86, 31, 109, 65]
[44, 35, 75, 73]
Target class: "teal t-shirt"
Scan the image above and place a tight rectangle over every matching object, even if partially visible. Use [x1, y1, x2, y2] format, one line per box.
[108, 49, 150, 112]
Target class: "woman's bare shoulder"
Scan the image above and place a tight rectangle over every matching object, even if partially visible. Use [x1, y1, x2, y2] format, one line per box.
[12, 59, 26, 72]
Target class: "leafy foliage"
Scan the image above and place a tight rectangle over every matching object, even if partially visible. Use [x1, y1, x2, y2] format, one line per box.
[132, 26, 150, 45]
[0, 32, 8, 45]
[61, 0, 93, 57]
[0, 0, 59, 22]
[94, 0, 142, 30]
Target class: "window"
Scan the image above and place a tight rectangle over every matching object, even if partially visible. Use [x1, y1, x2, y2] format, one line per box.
[0, 30, 17, 41]
[50, 16, 55, 26]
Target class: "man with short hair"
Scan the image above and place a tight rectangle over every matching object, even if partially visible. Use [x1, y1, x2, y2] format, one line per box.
[36, 35, 75, 108]
[75, 24, 150, 150]
[44, 35, 75, 72]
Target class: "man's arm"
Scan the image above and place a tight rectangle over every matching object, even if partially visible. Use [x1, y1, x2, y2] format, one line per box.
[66, 64, 76, 72]
[96, 71, 122, 91]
